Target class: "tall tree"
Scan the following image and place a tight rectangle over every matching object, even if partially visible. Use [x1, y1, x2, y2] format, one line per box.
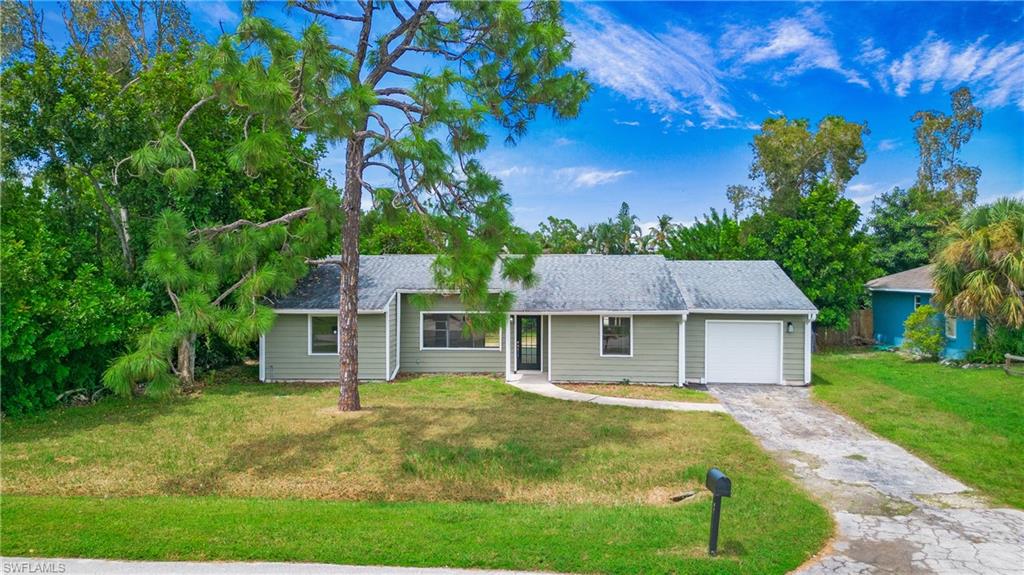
[662, 209, 746, 261]
[725, 184, 756, 219]
[746, 115, 869, 215]
[584, 202, 640, 254]
[650, 214, 674, 252]
[535, 216, 586, 254]
[747, 181, 877, 330]
[176, 1, 589, 410]
[910, 86, 983, 213]
[867, 187, 937, 275]
[933, 198, 1024, 329]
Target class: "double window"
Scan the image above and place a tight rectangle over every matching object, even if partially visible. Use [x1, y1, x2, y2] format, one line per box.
[309, 315, 339, 355]
[600, 316, 633, 357]
[421, 313, 501, 350]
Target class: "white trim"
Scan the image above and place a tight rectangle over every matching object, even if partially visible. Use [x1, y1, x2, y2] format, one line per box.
[396, 288, 503, 295]
[418, 311, 503, 351]
[677, 315, 686, 387]
[384, 293, 392, 381]
[307, 314, 340, 356]
[395, 294, 402, 375]
[687, 309, 818, 315]
[703, 319, 784, 385]
[514, 310, 683, 316]
[539, 316, 544, 373]
[258, 334, 266, 382]
[868, 287, 936, 295]
[547, 315, 553, 382]
[599, 315, 634, 358]
[804, 318, 812, 384]
[277, 308, 382, 315]
[505, 316, 512, 380]
[945, 316, 957, 339]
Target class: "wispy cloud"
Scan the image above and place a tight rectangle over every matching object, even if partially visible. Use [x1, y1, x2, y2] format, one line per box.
[567, 5, 737, 127]
[553, 137, 575, 147]
[493, 165, 539, 179]
[195, 0, 240, 26]
[877, 138, 900, 152]
[555, 167, 633, 189]
[722, 8, 868, 88]
[874, 33, 1024, 109]
[613, 119, 640, 126]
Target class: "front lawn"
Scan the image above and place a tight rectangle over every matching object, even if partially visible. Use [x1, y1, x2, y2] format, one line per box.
[1, 368, 830, 574]
[557, 383, 717, 403]
[813, 351, 1024, 509]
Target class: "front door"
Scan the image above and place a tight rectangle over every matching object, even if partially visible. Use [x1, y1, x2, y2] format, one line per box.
[516, 316, 541, 371]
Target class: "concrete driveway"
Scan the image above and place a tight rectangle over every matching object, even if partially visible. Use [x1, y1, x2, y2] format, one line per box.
[710, 384, 1024, 574]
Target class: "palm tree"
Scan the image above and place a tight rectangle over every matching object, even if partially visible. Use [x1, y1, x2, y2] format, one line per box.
[653, 214, 674, 252]
[933, 197, 1024, 328]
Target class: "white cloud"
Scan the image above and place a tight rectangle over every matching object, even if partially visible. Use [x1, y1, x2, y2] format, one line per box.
[722, 8, 868, 88]
[567, 5, 738, 127]
[613, 119, 641, 126]
[553, 137, 575, 147]
[877, 138, 900, 152]
[196, 1, 240, 26]
[768, 108, 784, 116]
[877, 33, 1024, 109]
[857, 38, 888, 66]
[493, 165, 539, 179]
[555, 167, 633, 189]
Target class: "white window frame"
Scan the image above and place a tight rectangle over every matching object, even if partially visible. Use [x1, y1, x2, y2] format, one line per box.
[945, 316, 957, 339]
[419, 311, 503, 352]
[599, 315, 634, 358]
[307, 314, 339, 356]
[913, 295, 923, 309]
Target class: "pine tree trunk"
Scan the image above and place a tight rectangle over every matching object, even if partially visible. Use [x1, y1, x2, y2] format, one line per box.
[177, 333, 196, 387]
[337, 135, 363, 412]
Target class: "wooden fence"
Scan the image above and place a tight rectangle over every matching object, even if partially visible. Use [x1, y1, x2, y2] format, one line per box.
[815, 309, 874, 350]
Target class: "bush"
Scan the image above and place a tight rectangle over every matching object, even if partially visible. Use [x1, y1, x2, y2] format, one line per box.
[902, 305, 945, 359]
[967, 326, 1024, 364]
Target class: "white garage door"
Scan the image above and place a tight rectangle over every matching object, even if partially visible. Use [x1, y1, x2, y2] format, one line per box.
[705, 321, 781, 384]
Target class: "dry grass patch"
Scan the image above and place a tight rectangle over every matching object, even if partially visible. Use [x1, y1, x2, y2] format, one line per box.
[558, 383, 717, 403]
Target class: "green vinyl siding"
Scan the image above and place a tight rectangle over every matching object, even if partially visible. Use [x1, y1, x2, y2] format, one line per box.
[264, 313, 386, 381]
[685, 314, 806, 383]
[550, 315, 679, 384]
[388, 295, 398, 378]
[399, 294, 505, 374]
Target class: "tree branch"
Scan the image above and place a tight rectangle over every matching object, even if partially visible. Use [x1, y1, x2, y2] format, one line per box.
[177, 96, 215, 170]
[212, 267, 255, 306]
[293, 1, 365, 22]
[190, 206, 313, 238]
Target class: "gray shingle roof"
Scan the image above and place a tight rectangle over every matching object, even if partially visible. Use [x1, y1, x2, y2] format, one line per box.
[669, 260, 816, 311]
[270, 254, 817, 313]
[865, 264, 935, 293]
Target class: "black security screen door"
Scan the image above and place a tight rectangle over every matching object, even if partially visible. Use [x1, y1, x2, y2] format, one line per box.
[516, 316, 541, 371]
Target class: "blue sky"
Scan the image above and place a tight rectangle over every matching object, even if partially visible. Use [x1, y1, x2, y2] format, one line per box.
[46, 1, 1024, 231]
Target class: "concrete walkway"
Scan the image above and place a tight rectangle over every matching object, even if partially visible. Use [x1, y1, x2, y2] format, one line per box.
[0, 558, 560, 575]
[709, 384, 1024, 575]
[507, 373, 725, 412]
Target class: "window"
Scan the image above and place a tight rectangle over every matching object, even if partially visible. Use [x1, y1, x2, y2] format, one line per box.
[945, 316, 957, 339]
[914, 295, 923, 309]
[421, 313, 501, 350]
[600, 316, 632, 357]
[309, 316, 338, 354]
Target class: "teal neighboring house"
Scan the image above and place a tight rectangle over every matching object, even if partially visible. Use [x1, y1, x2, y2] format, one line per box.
[866, 264, 979, 359]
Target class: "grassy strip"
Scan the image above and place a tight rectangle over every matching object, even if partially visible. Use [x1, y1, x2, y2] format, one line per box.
[813, 352, 1024, 508]
[1, 494, 829, 575]
[557, 383, 717, 403]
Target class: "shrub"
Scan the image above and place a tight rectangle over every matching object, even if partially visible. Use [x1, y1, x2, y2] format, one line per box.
[902, 305, 945, 359]
[967, 326, 1024, 364]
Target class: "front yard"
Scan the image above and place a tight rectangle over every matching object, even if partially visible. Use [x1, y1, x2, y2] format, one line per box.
[813, 351, 1024, 509]
[1, 368, 830, 574]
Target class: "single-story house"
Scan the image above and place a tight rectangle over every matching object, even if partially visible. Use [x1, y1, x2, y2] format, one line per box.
[866, 264, 978, 359]
[261, 255, 818, 385]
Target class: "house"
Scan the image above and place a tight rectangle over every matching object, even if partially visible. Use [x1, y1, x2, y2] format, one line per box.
[260, 255, 818, 385]
[866, 264, 978, 359]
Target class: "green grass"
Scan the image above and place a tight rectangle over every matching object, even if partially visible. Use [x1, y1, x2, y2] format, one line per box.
[813, 351, 1024, 509]
[557, 383, 718, 403]
[1, 367, 830, 574]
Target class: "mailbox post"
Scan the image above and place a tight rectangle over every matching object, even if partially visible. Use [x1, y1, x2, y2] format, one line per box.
[705, 467, 732, 556]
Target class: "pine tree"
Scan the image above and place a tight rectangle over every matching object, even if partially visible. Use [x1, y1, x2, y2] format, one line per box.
[170, 1, 590, 410]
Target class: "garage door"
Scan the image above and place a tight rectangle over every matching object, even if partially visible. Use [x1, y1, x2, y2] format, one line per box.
[705, 320, 781, 384]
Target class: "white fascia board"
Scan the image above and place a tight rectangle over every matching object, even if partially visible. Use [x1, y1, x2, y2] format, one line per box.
[275, 308, 384, 314]
[687, 308, 818, 315]
[864, 284, 937, 292]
